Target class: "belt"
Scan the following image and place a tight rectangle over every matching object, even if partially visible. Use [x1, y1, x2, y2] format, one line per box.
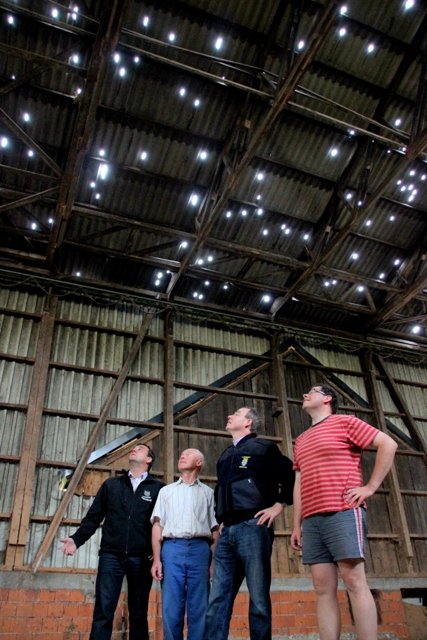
[163, 536, 211, 543]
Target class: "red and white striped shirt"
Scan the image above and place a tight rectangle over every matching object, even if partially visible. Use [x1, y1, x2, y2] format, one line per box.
[293, 414, 378, 519]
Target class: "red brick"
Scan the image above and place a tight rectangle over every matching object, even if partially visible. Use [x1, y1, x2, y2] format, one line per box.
[38, 590, 56, 602]
[32, 603, 49, 618]
[380, 590, 400, 600]
[21, 590, 39, 603]
[63, 603, 82, 617]
[47, 602, 64, 617]
[0, 602, 17, 616]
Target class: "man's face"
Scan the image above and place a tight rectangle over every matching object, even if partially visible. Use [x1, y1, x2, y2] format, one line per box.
[225, 407, 251, 434]
[129, 443, 152, 466]
[178, 449, 202, 473]
[302, 387, 330, 412]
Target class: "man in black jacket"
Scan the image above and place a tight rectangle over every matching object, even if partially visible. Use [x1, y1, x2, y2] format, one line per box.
[203, 407, 295, 640]
[60, 442, 164, 640]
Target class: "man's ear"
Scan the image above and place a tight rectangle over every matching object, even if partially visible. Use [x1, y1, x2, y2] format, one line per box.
[146, 455, 153, 466]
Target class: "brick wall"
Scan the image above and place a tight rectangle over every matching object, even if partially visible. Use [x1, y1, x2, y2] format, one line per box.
[0, 580, 410, 639]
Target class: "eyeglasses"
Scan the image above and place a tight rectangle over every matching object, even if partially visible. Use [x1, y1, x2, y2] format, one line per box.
[306, 388, 327, 396]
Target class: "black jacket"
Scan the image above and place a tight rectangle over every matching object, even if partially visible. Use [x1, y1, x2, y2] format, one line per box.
[215, 434, 295, 525]
[71, 472, 164, 557]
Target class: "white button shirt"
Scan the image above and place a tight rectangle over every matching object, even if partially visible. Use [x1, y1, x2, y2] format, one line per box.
[151, 477, 218, 539]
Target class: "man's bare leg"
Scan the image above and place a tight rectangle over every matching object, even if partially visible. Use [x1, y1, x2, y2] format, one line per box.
[339, 559, 377, 640]
[310, 563, 341, 640]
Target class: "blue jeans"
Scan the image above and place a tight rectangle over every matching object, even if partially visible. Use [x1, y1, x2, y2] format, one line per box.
[161, 538, 211, 640]
[90, 553, 152, 640]
[203, 519, 274, 640]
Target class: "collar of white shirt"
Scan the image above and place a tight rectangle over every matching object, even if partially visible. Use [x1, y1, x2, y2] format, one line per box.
[128, 470, 148, 491]
[176, 476, 201, 487]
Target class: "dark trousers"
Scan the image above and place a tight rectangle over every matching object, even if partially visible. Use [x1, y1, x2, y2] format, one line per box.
[90, 553, 152, 640]
[203, 519, 274, 640]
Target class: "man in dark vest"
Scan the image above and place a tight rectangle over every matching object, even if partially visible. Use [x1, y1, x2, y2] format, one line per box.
[204, 407, 295, 640]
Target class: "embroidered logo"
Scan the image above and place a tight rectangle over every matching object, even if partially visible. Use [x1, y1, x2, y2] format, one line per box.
[141, 490, 152, 502]
[239, 456, 251, 469]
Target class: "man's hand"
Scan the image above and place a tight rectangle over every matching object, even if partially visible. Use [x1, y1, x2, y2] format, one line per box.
[255, 502, 283, 527]
[344, 484, 375, 508]
[151, 558, 163, 581]
[290, 527, 302, 551]
[60, 538, 77, 556]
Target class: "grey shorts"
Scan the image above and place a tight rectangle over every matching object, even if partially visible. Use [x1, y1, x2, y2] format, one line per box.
[302, 507, 367, 565]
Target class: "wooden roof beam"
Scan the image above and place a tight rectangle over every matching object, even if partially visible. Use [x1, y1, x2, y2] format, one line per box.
[165, 0, 340, 299]
[46, 0, 130, 265]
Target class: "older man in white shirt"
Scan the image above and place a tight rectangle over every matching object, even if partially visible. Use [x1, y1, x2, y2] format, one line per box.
[151, 448, 219, 640]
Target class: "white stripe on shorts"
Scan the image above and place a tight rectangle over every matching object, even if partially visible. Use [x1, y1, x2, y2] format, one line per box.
[352, 506, 365, 558]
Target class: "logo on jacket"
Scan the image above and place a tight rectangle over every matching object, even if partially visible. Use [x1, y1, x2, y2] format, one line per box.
[141, 490, 152, 502]
[239, 456, 251, 468]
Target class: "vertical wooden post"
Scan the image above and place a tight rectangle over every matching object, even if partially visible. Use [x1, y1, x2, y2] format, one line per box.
[6, 294, 58, 568]
[163, 310, 175, 484]
[361, 351, 414, 570]
[270, 337, 293, 458]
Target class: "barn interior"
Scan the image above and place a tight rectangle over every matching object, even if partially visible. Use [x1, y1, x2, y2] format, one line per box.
[1, 0, 427, 638]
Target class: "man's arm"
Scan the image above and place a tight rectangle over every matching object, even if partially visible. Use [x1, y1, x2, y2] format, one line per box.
[255, 444, 295, 527]
[151, 518, 163, 580]
[290, 471, 302, 550]
[60, 480, 108, 555]
[344, 431, 398, 508]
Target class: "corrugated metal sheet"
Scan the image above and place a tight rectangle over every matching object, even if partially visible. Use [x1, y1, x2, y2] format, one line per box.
[0, 462, 18, 513]
[0, 360, 33, 404]
[0, 409, 25, 456]
[56, 299, 164, 336]
[0, 314, 39, 357]
[173, 315, 270, 353]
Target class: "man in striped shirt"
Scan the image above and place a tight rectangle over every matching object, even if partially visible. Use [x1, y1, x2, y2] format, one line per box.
[151, 449, 219, 640]
[291, 384, 398, 640]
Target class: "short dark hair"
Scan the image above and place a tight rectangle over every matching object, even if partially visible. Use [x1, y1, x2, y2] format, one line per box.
[317, 384, 338, 414]
[244, 407, 261, 435]
[135, 442, 156, 471]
